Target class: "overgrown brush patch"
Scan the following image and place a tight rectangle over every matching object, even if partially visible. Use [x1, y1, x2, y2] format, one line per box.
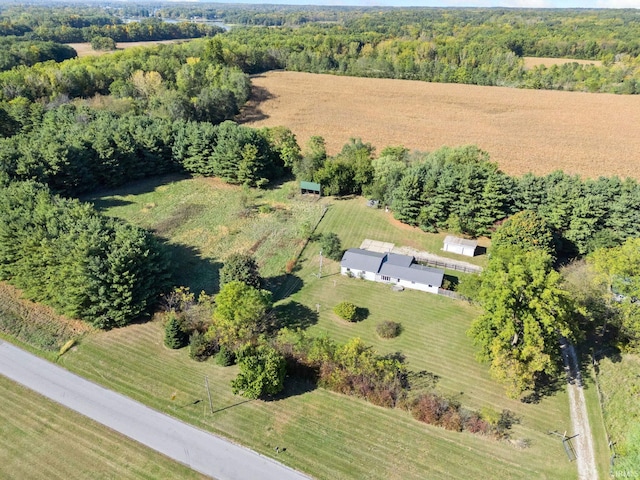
[0, 283, 92, 351]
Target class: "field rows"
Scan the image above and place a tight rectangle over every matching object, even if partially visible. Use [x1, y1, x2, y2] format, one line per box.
[243, 71, 640, 180]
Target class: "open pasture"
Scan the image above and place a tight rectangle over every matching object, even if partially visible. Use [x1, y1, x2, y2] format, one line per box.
[523, 57, 603, 69]
[87, 174, 326, 294]
[0, 374, 206, 480]
[66, 39, 190, 58]
[55, 185, 579, 479]
[242, 71, 640, 180]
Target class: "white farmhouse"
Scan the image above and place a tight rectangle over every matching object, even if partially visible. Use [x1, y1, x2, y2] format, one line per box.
[442, 235, 478, 257]
[340, 248, 444, 294]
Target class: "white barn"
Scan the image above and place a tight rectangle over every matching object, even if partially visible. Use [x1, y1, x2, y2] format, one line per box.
[442, 235, 478, 257]
[340, 249, 444, 294]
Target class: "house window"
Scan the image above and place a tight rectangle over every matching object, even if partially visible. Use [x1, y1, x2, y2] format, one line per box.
[381, 275, 390, 281]
[428, 285, 432, 288]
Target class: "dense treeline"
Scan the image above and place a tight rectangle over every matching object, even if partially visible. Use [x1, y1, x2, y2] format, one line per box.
[220, 22, 639, 94]
[0, 4, 221, 43]
[4, 5, 640, 94]
[153, 3, 640, 61]
[0, 181, 170, 328]
[0, 38, 254, 107]
[0, 37, 77, 71]
[30, 19, 221, 44]
[0, 104, 292, 195]
[291, 140, 640, 256]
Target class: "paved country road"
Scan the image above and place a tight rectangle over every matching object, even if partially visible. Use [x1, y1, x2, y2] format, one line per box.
[0, 340, 311, 480]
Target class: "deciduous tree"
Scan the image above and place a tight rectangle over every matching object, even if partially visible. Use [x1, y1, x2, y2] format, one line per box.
[468, 247, 576, 398]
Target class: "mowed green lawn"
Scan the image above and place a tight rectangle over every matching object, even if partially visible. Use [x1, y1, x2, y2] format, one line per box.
[0, 375, 207, 480]
[50, 185, 577, 479]
[318, 197, 489, 267]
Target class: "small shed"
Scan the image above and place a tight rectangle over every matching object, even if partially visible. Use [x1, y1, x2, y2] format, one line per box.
[443, 235, 478, 257]
[300, 181, 321, 196]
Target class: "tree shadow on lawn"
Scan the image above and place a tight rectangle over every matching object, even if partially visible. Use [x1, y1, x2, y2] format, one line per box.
[162, 241, 222, 295]
[353, 306, 369, 323]
[270, 301, 318, 331]
[266, 376, 317, 402]
[520, 371, 566, 404]
[84, 172, 191, 208]
[268, 273, 304, 302]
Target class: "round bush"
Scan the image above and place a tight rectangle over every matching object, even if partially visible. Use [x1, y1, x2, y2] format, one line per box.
[376, 321, 401, 339]
[333, 301, 357, 322]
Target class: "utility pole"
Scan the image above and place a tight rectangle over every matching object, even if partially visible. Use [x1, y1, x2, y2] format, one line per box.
[318, 249, 323, 278]
[205, 375, 213, 414]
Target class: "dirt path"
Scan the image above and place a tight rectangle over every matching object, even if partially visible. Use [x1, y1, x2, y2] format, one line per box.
[561, 339, 599, 480]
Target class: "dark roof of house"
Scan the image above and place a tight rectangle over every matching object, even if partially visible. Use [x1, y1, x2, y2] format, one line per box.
[385, 253, 414, 268]
[444, 235, 478, 248]
[379, 262, 444, 286]
[340, 248, 386, 272]
[341, 248, 444, 287]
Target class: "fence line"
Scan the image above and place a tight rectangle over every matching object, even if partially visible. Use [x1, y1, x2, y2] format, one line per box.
[437, 288, 468, 301]
[414, 256, 482, 274]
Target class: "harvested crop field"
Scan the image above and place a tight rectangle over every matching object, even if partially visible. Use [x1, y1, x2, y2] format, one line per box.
[242, 71, 640, 179]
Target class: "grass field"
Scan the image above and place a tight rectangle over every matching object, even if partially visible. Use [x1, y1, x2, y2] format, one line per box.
[523, 57, 603, 69]
[0, 177, 593, 479]
[86, 174, 326, 294]
[56, 315, 577, 480]
[42, 180, 582, 479]
[0, 374, 207, 480]
[241, 71, 640, 180]
[66, 39, 190, 58]
[596, 352, 640, 477]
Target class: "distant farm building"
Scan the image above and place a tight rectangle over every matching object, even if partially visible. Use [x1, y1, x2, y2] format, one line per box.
[443, 235, 478, 257]
[300, 181, 321, 196]
[340, 248, 444, 294]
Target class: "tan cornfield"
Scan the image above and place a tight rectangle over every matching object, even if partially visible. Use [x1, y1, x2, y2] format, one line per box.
[242, 71, 640, 179]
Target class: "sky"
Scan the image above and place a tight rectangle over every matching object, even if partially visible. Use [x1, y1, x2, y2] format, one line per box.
[203, 0, 640, 8]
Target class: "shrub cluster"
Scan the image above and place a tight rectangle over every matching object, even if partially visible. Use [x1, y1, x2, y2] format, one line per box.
[276, 329, 408, 408]
[333, 301, 357, 322]
[376, 321, 401, 339]
[404, 395, 519, 437]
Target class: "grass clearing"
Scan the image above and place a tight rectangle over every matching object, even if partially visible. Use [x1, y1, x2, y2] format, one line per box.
[0, 283, 93, 352]
[0, 178, 582, 479]
[66, 39, 191, 58]
[596, 352, 640, 477]
[242, 71, 640, 180]
[523, 57, 603, 69]
[48, 185, 578, 479]
[580, 360, 612, 479]
[0, 374, 207, 480]
[86, 174, 326, 294]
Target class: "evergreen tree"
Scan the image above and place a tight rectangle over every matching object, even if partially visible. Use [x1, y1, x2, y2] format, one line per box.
[164, 313, 188, 349]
